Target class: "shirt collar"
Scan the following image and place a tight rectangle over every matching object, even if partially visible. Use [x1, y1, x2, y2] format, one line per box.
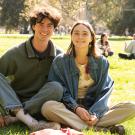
[25, 36, 57, 58]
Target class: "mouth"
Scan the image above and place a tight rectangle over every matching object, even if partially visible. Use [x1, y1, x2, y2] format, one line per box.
[76, 41, 85, 43]
[40, 32, 48, 36]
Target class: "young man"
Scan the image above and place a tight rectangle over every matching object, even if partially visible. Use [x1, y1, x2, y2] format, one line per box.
[118, 33, 135, 59]
[0, 4, 63, 131]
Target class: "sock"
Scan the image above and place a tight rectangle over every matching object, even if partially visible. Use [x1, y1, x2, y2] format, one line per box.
[16, 108, 38, 127]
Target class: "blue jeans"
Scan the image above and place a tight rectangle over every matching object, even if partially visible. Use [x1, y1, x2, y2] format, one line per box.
[0, 74, 63, 116]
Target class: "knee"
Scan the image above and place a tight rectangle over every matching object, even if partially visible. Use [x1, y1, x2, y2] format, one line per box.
[128, 102, 135, 109]
[41, 101, 58, 117]
[109, 51, 114, 56]
[47, 81, 63, 93]
[123, 102, 135, 110]
[47, 81, 63, 99]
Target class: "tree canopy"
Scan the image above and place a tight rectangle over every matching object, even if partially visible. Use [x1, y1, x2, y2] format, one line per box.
[0, 0, 135, 34]
[0, 0, 25, 33]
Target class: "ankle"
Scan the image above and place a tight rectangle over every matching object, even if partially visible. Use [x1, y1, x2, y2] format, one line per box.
[15, 108, 38, 127]
[10, 107, 21, 116]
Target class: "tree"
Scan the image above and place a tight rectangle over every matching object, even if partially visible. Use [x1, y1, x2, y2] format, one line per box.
[86, 0, 124, 28]
[111, 0, 135, 35]
[47, 0, 87, 25]
[0, 0, 25, 33]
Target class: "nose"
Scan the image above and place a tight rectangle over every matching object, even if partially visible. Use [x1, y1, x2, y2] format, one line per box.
[42, 25, 49, 31]
[78, 34, 83, 38]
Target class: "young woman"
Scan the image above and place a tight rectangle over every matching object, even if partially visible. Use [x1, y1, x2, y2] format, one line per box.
[96, 33, 114, 57]
[41, 21, 135, 134]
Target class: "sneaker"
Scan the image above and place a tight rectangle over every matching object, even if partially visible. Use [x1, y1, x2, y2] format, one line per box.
[109, 125, 125, 135]
[29, 121, 61, 131]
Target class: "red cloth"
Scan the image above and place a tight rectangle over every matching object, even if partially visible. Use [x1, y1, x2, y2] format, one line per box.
[30, 128, 84, 135]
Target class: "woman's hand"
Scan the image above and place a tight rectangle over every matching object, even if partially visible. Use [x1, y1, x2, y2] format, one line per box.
[75, 107, 91, 121]
[0, 116, 6, 127]
[85, 115, 99, 126]
[75, 107, 98, 126]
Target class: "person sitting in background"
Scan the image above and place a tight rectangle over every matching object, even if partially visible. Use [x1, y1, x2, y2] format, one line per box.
[96, 33, 114, 57]
[118, 33, 135, 60]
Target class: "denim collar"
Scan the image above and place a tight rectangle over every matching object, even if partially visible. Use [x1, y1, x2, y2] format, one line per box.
[69, 55, 98, 76]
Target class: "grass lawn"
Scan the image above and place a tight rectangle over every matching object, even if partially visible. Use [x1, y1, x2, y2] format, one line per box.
[0, 35, 135, 135]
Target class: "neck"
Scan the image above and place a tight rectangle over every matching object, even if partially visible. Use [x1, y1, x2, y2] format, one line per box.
[32, 37, 49, 52]
[75, 48, 88, 65]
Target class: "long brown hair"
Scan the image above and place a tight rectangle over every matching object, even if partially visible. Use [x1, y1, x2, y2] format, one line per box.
[66, 21, 100, 58]
[101, 33, 108, 45]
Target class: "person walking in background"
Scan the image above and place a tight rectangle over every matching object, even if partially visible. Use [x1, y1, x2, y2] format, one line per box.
[0, 4, 63, 131]
[41, 21, 135, 135]
[118, 33, 135, 59]
[96, 33, 114, 57]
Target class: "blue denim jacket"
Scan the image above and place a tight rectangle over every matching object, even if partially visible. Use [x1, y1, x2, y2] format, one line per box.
[48, 53, 114, 118]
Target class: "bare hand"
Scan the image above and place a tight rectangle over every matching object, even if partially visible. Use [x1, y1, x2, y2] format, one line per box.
[75, 107, 91, 121]
[85, 115, 99, 126]
[75, 107, 98, 126]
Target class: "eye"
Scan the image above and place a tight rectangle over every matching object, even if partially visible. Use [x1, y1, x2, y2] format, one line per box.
[47, 24, 53, 28]
[83, 32, 88, 36]
[39, 22, 44, 26]
[73, 32, 80, 35]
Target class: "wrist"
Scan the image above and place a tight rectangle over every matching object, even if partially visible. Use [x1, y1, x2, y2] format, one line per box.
[74, 105, 80, 113]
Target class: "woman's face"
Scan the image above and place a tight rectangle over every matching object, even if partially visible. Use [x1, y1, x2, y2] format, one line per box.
[71, 24, 92, 49]
[103, 35, 108, 41]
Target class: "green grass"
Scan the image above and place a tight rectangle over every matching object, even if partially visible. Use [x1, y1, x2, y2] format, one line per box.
[0, 35, 135, 135]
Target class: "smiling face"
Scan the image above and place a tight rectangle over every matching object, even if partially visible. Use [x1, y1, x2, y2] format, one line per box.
[32, 18, 54, 42]
[71, 24, 92, 49]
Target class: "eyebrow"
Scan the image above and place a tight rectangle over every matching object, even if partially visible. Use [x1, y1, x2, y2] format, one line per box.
[73, 30, 89, 33]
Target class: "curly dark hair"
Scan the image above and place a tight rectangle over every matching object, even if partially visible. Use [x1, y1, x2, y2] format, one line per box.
[29, 4, 61, 33]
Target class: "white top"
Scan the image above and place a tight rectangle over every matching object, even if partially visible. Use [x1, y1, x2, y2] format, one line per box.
[124, 40, 135, 54]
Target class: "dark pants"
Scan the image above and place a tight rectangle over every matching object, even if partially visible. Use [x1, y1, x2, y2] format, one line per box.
[118, 53, 135, 60]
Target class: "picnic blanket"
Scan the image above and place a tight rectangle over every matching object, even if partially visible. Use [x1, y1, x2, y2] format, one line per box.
[30, 128, 84, 135]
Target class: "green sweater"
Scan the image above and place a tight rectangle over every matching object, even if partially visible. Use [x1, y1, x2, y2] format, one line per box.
[0, 37, 61, 101]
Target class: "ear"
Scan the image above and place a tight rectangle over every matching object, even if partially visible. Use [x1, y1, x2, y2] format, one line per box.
[32, 25, 35, 31]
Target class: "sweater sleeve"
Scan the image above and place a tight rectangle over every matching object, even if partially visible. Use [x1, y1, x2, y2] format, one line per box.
[0, 48, 17, 77]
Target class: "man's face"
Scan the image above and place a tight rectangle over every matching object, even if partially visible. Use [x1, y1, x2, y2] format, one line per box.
[32, 18, 54, 41]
